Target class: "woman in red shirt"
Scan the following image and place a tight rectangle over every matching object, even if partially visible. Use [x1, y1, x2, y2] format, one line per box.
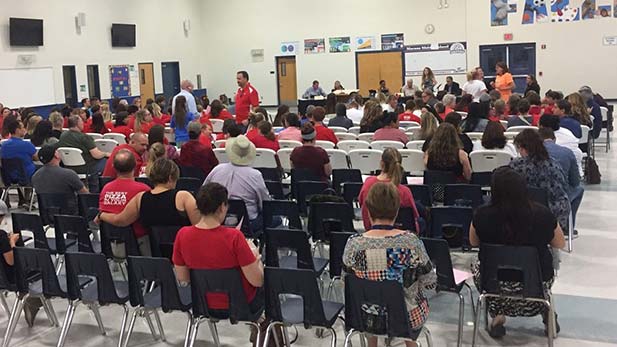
[111, 112, 133, 141]
[149, 103, 171, 126]
[250, 121, 279, 151]
[209, 100, 233, 121]
[85, 112, 109, 134]
[358, 148, 420, 232]
[134, 109, 154, 134]
[245, 113, 264, 141]
[172, 182, 264, 311]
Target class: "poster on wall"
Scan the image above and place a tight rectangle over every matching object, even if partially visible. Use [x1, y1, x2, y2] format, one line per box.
[597, 4, 612, 17]
[279, 41, 299, 56]
[522, 0, 549, 24]
[508, 0, 518, 12]
[582, 0, 596, 19]
[355, 36, 376, 50]
[109, 65, 130, 98]
[491, 0, 509, 26]
[304, 38, 325, 54]
[329, 36, 351, 53]
[550, 0, 580, 22]
[381, 33, 404, 50]
[404, 42, 467, 76]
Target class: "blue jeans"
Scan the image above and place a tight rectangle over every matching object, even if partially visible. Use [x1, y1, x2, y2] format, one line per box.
[87, 158, 107, 193]
[568, 185, 584, 228]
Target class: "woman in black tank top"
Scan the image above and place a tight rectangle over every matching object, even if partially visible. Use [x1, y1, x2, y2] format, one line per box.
[99, 158, 199, 228]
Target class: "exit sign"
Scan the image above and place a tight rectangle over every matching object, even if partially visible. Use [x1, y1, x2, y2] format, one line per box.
[504, 33, 514, 41]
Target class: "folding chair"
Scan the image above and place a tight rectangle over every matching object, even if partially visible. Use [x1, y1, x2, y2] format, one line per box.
[176, 177, 202, 194]
[348, 126, 361, 135]
[327, 126, 348, 134]
[325, 149, 349, 170]
[423, 170, 457, 202]
[210, 118, 224, 133]
[180, 165, 206, 181]
[0, 158, 36, 211]
[337, 140, 370, 153]
[469, 150, 513, 173]
[335, 133, 357, 142]
[332, 169, 361, 195]
[86, 132, 104, 140]
[399, 149, 425, 176]
[472, 244, 557, 347]
[213, 148, 228, 164]
[94, 139, 119, 153]
[316, 140, 336, 149]
[57, 147, 88, 179]
[254, 148, 278, 168]
[278, 140, 302, 149]
[149, 225, 183, 259]
[430, 206, 473, 248]
[264, 228, 329, 276]
[370, 140, 404, 151]
[277, 148, 293, 173]
[406, 140, 425, 151]
[348, 149, 382, 175]
[357, 133, 374, 143]
[466, 132, 484, 142]
[104, 133, 127, 145]
[507, 125, 538, 133]
[444, 184, 484, 208]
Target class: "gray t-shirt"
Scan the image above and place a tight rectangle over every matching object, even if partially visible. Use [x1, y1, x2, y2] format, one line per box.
[32, 165, 84, 195]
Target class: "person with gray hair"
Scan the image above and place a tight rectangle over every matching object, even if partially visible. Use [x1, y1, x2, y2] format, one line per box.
[578, 86, 603, 139]
[442, 94, 457, 114]
[172, 79, 198, 115]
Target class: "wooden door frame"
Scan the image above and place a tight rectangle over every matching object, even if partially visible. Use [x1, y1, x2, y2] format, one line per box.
[138, 62, 155, 98]
[275, 56, 297, 106]
[354, 50, 405, 90]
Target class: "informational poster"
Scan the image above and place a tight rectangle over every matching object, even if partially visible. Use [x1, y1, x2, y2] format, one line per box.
[603, 35, 617, 45]
[404, 42, 467, 76]
[381, 33, 404, 50]
[329, 36, 351, 53]
[304, 38, 325, 54]
[109, 65, 130, 98]
[279, 41, 299, 56]
[355, 36, 376, 50]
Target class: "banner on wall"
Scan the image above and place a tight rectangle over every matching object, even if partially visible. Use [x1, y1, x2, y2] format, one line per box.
[381, 33, 404, 50]
[404, 42, 467, 76]
[354, 36, 376, 50]
[304, 38, 325, 54]
[329, 36, 351, 53]
[109, 65, 130, 98]
[279, 41, 299, 56]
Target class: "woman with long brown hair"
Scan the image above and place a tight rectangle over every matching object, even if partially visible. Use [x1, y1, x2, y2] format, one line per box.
[249, 121, 280, 152]
[424, 123, 471, 182]
[414, 112, 439, 141]
[359, 100, 384, 133]
[566, 93, 592, 127]
[421, 67, 437, 92]
[171, 95, 196, 146]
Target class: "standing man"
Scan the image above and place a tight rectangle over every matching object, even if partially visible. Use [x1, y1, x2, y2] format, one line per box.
[302, 80, 327, 99]
[172, 80, 198, 115]
[235, 70, 259, 130]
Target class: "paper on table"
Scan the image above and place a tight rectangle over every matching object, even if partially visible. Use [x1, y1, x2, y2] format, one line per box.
[406, 176, 424, 185]
[453, 268, 473, 285]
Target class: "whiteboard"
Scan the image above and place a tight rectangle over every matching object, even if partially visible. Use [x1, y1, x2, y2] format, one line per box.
[404, 42, 467, 76]
[0, 67, 56, 108]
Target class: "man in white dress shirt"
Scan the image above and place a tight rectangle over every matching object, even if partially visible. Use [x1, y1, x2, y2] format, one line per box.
[172, 80, 198, 115]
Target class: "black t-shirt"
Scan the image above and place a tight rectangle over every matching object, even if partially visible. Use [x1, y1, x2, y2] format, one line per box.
[421, 133, 473, 154]
[473, 203, 557, 281]
[0, 231, 15, 284]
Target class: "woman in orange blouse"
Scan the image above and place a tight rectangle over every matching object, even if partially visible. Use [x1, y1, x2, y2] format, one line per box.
[491, 62, 515, 102]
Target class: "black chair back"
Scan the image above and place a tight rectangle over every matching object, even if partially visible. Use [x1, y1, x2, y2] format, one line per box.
[344, 275, 414, 338]
[50, 214, 79, 254]
[0, 260, 15, 291]
[263, 200, 302, 230]
[332, 169, 362, 195]
[307, 202, 355, 242]
[176, 177, 202, 194]
[150, 225, 182, 259]
[407, 184, 432, 207]
[37, 193, 77, 226]
[471, 172, 493, 187]
[256, 167, 282, 182]
[98, 176, 114, 191]
[12, 213, 48, 251]
[77, 193, 100, 225]
[264, 180, 286, 200]
[127, 256, 190, 312]
[423, 170, 457, 202]
[100, 222, 140, 258]
[179, 165, 206, 181]
[329, 232, 354, 279]
[429, 206, 473, 246]
[265, 267, 327, 328]
[528, 186, 549, 207]
[190, 268, 262, 323]
[290, 168, 322, 200]
[342, 182, 363, 208]
[136, 177, 154, 188]
[421, 238, 458, 291]
[54, 215, 97, 253]
[296, 181, 329, 214]
[444, 184, 484, 208]
[478, 244, 546, 299]
[14, 247, 66, 297]
[65, 252, 127, 304]
[225, 199, 252, 238]
[395, 207, 416, 232]
[1, 158, 29, 185]
[265, 228, 315, 270]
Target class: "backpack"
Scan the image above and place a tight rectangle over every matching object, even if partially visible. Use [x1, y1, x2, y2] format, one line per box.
[585, 157, 601, 184]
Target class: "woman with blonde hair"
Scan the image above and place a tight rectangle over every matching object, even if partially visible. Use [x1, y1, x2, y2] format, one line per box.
[414, 112, 439, 141]
[134, 109, 154, 134]
[358, 148, 420, 231]
[566, 93, 592, 127]
[100, 102, 114, 129]
[359, 100, 384, 133]
[143, 142, 166, 177]
[24, 115, 42, 139]
[424, 123, 472, 182]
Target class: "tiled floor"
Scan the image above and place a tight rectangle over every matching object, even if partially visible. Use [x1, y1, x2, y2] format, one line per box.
[4, 139, 617, 347]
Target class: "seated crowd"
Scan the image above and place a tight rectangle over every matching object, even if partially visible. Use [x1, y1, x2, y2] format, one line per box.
[0, 62, 609, 346]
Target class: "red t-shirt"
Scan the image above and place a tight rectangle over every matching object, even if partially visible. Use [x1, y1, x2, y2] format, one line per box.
[358, 176, 420, 232]
[245, 128, 259, 141]
[250, 134, 280, 152]
[398, 112, 421, 123]
[199, 134, 213, 148]
[111, 125, 133, 141]
[127, 116, 136, 130]
[102, 144, 144, 178]
[198, 114, 213, 129]
[99, 178, 151, 238]
[315, 124, 338, 144]
[83, 124, 109, 134]
[134, 121, 154, 135]
[290, 145, 330, 181]
[172, 225, 258, 309]
[235, 83, 259, 124]
[152, 114, 172, 125]
[210, 109, 233, 121]
[178, 140, 219, 177]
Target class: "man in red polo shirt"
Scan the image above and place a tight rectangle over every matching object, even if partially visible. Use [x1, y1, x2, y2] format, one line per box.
[99, 149, 151, 255]
[311, 106, 338, 144]
[102, 132, 148, 177]
[234, 70, 259, 128]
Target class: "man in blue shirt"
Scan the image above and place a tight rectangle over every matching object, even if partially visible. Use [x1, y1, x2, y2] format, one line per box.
[0, 119, 38, 207]
[539, 127, 584, 235]
[554, 99, 582, 138]
[579, 86, 603, 139]
[302, 80, 327, 99]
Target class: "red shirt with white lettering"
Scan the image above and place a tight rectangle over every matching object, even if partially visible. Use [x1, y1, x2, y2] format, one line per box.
[102, 144, 143, 178]
[99, 178, 151, 238]
[398, 111, 422, 123]
[172, 225, 258, 309]
[235, 83, 259, 124]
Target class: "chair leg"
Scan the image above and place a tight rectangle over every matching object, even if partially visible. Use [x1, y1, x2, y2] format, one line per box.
[263, 322, 281, 347]
[152, 309, 166, 342]
[207, 320, 220, 347]
[464, 282, 476, 316]
[0, 292, 10, 315]
[2, 295, 25, 347]
[245, 322, 261, 347]
[567, 212, 573, 253]
[41, 297, 60, 327]
[183, 314, 193, 347]
[457, 293, 464, 347]
[188, 319, 201, 347]
[143, 310, 159, 341]
[121, 309, 139, 347]
[28, 188, 35, 212]
[57, 300, 78, 347]
[329, 327, 337, 347]
[282, 326, 292, 347]
[471, 295, 484, 347]
[89, 303, 106, 335]
[423, 326, 434, 347]
[545, 299, 555, 347]
[117, 305, 129, 347]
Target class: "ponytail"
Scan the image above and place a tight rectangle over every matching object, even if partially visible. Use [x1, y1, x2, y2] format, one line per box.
[382, 148, 403, 185]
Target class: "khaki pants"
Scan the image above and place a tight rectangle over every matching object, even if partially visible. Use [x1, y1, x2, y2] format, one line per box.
[110, 235, 152, 258]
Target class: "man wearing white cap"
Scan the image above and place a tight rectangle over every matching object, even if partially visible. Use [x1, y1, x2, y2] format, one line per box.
[204, 135, 270, 234]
